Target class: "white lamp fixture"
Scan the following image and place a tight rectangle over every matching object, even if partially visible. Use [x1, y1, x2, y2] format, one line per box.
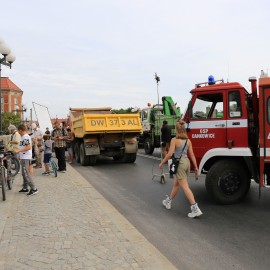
[6, 52, 16, 63]
[0, 37, 16, 134]
[0, 43, 11, 56]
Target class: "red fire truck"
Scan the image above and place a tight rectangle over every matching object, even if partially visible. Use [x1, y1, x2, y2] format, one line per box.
[183, 72, 270, 204]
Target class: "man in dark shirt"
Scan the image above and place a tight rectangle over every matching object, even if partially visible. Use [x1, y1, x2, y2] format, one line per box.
[161, 120, 171, 158]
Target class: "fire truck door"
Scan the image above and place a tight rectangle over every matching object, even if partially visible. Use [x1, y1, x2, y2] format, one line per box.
[226, 91, 249, 147]
[188, 92, 227, 163]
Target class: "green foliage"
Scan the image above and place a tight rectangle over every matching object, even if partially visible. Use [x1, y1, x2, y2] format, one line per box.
[2, 112, 21, 134]
[112, 107, 135, 114]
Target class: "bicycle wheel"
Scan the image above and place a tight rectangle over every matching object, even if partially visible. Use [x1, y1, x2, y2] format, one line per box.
[50, 159, 57, 177]
[7, 178, 12, 190]
[1, 167, 6, 201]
[6, 160, 13, 190]
[10, 156, 20, 177]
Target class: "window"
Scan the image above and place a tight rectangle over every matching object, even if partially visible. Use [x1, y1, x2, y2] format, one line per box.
[14, 98, 18, 105]
[229, 91, 242, 118]
[142, 109, 148, 121]
[192, 93, 223, 119]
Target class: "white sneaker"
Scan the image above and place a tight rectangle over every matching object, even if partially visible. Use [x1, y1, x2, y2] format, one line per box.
[162, 195, 172, 210]
[188, 204, 203, 218]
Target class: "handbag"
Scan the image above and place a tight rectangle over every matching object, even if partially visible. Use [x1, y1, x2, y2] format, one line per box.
[169, 140, 188, 175]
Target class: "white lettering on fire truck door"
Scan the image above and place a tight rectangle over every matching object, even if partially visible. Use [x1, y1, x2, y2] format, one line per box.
[192, 129, 215, 139]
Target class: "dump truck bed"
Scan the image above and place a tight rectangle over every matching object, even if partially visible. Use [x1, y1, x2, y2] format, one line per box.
[70, 108, 142, 138]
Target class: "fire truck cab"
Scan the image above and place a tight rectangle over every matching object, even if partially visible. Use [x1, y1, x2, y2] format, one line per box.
[184, 73, 270, 204]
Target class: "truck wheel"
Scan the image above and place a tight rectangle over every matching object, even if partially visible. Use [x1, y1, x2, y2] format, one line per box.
[74, 143, 80, 163]
[122, 153, 137, 163]
[144, 138, 154, 155]
[89, 156, 97, 166]
[205, 159, 250, 204]
[113, 155, 120, 161]
[80, 143, 90, 166]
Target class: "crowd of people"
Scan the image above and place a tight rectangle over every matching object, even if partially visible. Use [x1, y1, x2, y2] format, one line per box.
[8, 121, 75, 196]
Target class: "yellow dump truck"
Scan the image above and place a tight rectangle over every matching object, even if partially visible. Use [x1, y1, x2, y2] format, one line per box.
[69, 107, 142, 166]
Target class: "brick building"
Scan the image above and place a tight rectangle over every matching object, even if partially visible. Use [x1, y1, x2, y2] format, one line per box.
[0, 77, 23, 117]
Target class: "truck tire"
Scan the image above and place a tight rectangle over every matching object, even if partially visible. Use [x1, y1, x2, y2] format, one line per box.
[89, 156, 97, 166]
[74, 142, 80, 163]
[122, 153, 137, 163]
[144, 138, 154, 155]
[205, 159, 250, 205]
[80, 143, 91, 166]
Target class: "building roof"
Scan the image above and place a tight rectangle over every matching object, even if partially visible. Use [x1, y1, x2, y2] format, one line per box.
[0, 77, 23, 92]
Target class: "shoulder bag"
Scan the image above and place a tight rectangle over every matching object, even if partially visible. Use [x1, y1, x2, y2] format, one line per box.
[169, 140, 188, 175]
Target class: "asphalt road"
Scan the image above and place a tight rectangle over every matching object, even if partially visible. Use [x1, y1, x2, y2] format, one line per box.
[73, 150, 270, 270]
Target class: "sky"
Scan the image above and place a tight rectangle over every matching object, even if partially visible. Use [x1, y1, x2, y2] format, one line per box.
[1, 0, 270, 119]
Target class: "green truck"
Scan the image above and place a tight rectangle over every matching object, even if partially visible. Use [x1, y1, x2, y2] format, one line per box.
[139, 96, 181, 154]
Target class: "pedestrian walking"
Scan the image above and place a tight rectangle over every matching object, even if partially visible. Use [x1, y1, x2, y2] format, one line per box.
[66, 127, 75, 164]
[32, 123, 43, 168]
[51, 122, 68, 172]
[42, 134, 53, 175]
[14, 124, 38, 196]
[28, 132, 38, 177]
[161, 120, 172, 158]
[159, 120, 202, 218]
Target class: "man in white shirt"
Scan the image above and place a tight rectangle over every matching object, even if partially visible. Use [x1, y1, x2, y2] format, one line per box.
[14, 124, 38, 196]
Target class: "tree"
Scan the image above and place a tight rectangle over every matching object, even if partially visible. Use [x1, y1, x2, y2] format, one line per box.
[112, 107, 135, 114]
[2, 112, 21, 134]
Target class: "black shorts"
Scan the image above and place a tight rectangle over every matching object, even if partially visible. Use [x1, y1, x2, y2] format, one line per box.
[43, 153, 52, 163]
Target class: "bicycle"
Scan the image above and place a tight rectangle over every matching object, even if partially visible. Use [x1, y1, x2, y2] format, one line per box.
[49, 157, 58, 177]
[7, 152, 20, 177]
[0, 144, 13, 201]
[6, 143, 20, 176]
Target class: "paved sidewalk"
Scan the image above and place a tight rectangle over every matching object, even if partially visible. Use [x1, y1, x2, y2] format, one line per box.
[0, 163, 177, 270]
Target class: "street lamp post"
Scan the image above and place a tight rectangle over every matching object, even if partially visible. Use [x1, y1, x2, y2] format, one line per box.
[13, 105, 27, 123]
[0, 38, 16, 134]
[22, 105, 27, 123]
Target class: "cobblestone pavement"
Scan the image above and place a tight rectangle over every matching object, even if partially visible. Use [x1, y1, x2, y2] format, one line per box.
[0, 163, 177, 270]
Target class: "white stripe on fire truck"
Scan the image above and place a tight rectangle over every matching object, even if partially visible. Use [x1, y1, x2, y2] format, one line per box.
[260, 148, 270, 157]
[188, 119, 248, 129]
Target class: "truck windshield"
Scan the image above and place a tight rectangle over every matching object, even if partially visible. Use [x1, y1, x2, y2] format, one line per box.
[192, 93, 223, 119]
[141, 109, 148, 121]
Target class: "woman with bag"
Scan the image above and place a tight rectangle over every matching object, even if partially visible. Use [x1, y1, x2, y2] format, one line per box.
[159, 120, 203, 218]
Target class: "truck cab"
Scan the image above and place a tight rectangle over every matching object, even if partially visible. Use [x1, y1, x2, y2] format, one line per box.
[139, 96, 181, 154]
[186, 80, 251, 168]
[183, 76, 265, 204]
